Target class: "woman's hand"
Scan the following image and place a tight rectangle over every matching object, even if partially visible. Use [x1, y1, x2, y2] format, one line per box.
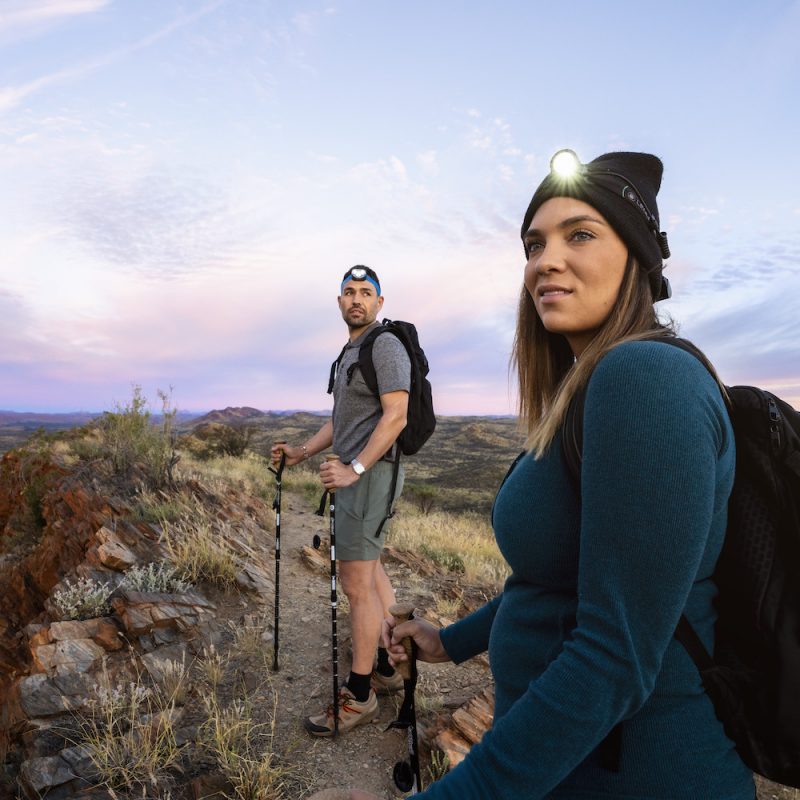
[382, 615, 451, 665]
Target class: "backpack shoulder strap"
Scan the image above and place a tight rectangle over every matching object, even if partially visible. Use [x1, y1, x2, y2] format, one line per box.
[561, 336, 714, 487]
[562, 385, 587, 490]
[356, 324, 390, 397]
[327, 344, 349, 395]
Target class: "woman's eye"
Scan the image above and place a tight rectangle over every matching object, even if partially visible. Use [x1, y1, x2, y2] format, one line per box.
[569, 229, 595, 242]
[526, 240, 544, 253]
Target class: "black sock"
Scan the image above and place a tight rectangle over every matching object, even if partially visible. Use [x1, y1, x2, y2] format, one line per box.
[347, 671, 372, 702]
[376, 647, 395, 677]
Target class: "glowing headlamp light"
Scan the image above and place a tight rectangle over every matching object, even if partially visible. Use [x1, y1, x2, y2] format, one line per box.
[550, 148, 583, 179]
[546, 147, 671, 262]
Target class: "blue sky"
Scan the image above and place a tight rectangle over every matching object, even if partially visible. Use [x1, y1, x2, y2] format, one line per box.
[1, 0, 798, 414]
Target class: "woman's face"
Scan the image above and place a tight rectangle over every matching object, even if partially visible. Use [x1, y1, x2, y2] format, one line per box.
[523, 196, 628, 356]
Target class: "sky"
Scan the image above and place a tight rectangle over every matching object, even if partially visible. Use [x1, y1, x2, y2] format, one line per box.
[1, 0, 798, 415]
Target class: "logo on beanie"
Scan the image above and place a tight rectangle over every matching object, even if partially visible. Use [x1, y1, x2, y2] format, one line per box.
[622, 185, 650, 222]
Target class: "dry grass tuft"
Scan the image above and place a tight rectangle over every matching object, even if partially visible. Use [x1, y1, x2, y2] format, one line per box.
[74, 662, 185, 795]
[161, 515, 239, 590]
[175, 451, 274, 501]
[201, 684, 298, 799]
[391, 506, 509, 587]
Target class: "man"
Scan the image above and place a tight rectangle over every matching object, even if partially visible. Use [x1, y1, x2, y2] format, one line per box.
[272, 265, 410, 736]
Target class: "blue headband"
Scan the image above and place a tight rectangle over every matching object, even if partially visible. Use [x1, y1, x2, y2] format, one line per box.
[340, 275, 381, 296]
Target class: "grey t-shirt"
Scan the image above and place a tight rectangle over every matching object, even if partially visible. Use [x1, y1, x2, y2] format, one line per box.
[331, 323, 411, 464]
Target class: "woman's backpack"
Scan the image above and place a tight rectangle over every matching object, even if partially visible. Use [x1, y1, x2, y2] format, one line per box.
[563, 337, 800, 786]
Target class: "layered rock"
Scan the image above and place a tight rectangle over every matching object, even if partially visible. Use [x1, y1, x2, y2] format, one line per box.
[0, 446, 274, 799]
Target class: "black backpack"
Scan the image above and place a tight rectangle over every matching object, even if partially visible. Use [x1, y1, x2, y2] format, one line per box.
[562, 337, 800, 785]
[327, 318, 436, 534]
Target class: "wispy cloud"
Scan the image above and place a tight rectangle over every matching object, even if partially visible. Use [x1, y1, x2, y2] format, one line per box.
[0, 1, 226, 114]
[51, 168, 271, 278]
[0, 0, 109, 40]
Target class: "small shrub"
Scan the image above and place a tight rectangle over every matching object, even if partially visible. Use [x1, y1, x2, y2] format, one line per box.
[99, 385, 179, 489]
[53, 576, 113, 621]
[23, 475, 47, 532]
[69, 433, 105, 461]
[405, 483, 439, 515]
[420, 543, 465, 573]
[121, 562, 192, 594]
[199, 424, 255, 458]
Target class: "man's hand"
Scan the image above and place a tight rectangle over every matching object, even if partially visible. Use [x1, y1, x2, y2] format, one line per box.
[271, 443, 305, 467]
[319, 458, 360, 490]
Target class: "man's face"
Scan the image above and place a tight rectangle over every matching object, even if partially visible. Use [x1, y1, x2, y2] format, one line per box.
[338, 279, 384, 330]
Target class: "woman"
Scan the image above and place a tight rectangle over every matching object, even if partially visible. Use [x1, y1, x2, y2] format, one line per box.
[352, 150, 755, 799]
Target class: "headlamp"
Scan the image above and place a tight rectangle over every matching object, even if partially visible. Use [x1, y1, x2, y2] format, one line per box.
[340, 266, 381, 296]
[547, 148, 671, 261]
[550, 148, 582, 179]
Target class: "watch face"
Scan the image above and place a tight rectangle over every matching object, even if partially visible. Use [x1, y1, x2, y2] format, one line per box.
[351, 459, 365, 475]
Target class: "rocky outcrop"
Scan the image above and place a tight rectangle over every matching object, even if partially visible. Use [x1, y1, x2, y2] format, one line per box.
[432, 686, 494, 769]
[0, 445, 274, 799]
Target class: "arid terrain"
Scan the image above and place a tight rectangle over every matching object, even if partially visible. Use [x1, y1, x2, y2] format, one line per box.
[0, 409, 795, 799]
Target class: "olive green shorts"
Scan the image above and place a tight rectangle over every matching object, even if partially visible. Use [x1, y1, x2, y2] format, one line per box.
[334, 460, 405, 561]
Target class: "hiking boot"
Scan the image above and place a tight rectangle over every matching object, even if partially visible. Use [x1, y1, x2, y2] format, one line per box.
[370, 668, 404, 695]
[304, 687, 379, 737]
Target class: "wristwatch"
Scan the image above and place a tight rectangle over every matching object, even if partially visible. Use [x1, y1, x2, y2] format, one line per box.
[350, 459, 366, 476]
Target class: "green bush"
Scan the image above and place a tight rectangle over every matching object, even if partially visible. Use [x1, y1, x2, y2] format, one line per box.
[214, 424, 254, 458]
[99, 385, 179, 488]
[404, 482, 439, 515]
[23, 474, 47, 533]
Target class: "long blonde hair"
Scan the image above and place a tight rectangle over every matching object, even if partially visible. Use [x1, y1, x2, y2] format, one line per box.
[513, 256, 675, 457]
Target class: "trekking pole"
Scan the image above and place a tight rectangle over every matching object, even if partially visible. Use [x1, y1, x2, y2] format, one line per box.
[313, 455, 341, 736]
[388, 602, 422, 793]
[268, 443, 287, 672]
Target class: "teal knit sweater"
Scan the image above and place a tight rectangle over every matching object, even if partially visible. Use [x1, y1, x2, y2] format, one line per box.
[422, 341, 755, 799]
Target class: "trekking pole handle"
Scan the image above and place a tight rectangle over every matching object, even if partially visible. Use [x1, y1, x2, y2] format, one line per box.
[389, 603, 416, 681]
[325, 454, 340, 494]
[270, 441, 287, 478]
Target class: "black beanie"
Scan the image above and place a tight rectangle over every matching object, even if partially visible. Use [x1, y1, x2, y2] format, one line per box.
[520, 151, 671, 301]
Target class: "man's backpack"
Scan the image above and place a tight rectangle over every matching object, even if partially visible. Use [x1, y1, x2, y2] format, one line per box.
[563, 337, 800, 786]
[327, 319, 436, 535]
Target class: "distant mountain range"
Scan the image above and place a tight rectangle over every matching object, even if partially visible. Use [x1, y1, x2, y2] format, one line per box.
[0, 407, 331, 455]
[0, 408, 328, 426]
[187, 407, 329, 426]
[0, 411, 99, 426]
[0, 410, 201, 426]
